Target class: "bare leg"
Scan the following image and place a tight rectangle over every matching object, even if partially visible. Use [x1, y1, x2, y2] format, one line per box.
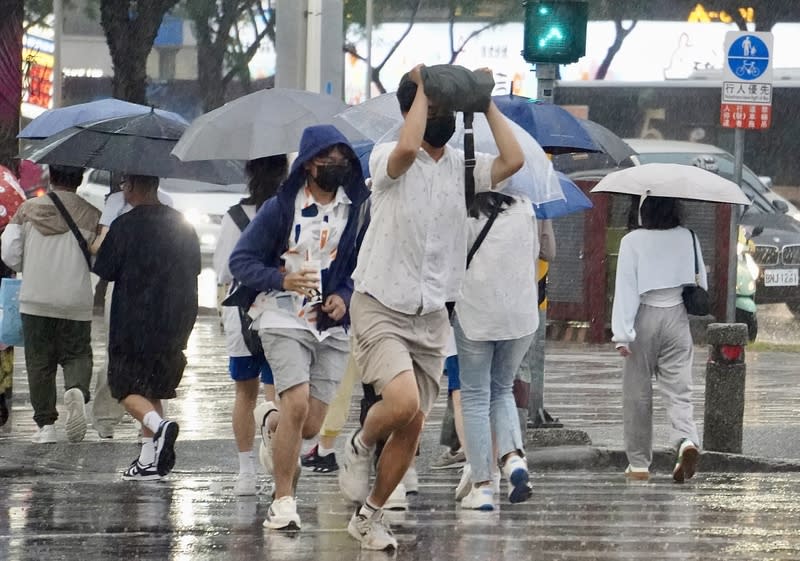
[121, 395, 163, 438]
[233, 378, 259, 452]
[264, 384, 276, 404]
[360, 371, 423, 508]
[369, 411, 425, 507]
[271, 384, 329, 498]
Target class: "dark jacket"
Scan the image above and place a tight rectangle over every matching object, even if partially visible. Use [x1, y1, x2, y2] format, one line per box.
[228, 124, 370, 332]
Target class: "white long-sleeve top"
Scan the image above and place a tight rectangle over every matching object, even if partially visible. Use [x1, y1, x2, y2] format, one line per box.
[611, 226, 708, 346]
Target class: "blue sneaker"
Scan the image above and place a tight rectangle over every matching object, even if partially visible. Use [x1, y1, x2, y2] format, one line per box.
[502, 455, 532, 504]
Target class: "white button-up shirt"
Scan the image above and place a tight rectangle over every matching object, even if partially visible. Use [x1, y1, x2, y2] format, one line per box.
[353, 142, 495, 315]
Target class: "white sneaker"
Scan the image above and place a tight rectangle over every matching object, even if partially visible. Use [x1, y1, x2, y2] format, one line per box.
[263, 496, 301, 530]
[401, 465, 418, 494]
[31, 424, 58, 444]
[455, 464, 472, 500]
[461, 485, 495, 511]
[253, 401, 278, 475]
[492, 471, 501, 494]
[348, 507, 397, 551]
[502, 455, 532, 504]
[384, 483, 408, 511]
[234, 472, 258, 496]
[64, 388, 87, 443]
[338, 430, 374, 504]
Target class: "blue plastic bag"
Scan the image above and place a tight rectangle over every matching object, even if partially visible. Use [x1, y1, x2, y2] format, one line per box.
[0, 278, 23, 347]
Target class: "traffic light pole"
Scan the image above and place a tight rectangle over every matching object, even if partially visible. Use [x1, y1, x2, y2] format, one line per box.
[536, 63, 557, 103]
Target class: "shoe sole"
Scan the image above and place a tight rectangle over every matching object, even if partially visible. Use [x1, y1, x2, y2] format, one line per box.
[347, 522, 397, 551]
[155, 423, 180, 476]
[122, 473, 163, 481]
[673, 446, 700, 483]
[259, 439, 273, 475]
[508, 468, 532, 504]
[64, 389, 86, 443]
[264, 518, 301, 530]
[339, 433, 371, 503]
[625, 472, 651, 482]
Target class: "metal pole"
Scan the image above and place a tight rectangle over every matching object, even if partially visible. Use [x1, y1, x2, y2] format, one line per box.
[305, 0, 322, 93]
[728, 127, 745, 322]
[52, 0, 63, 107]
[364, 0, 373, 100]
[536, 63, 556, 103]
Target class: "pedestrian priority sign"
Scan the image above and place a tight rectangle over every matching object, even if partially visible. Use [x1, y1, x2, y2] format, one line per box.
[721, 31, 773, 130]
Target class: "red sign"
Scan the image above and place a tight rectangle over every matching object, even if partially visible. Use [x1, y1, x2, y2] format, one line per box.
[720, 103, 771, 130]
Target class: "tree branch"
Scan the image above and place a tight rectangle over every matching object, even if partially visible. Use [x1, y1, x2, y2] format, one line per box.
[375, 0, 421, 72]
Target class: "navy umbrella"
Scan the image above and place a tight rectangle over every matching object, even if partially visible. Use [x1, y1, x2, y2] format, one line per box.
[492, 94, 599, 154]
[21, 111, 244, 185]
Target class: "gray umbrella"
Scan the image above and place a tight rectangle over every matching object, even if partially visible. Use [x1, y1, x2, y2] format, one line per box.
[172, 88, 365, 162]
[21, 112, 244, 184]
[578, 119, 637, 165]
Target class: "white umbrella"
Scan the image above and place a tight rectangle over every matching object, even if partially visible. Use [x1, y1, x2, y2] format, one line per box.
[172, 88, 364, 162]
[591, 163, 751, 205]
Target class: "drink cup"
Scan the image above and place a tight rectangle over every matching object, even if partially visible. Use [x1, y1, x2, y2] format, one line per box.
[302, 259, 323, 305]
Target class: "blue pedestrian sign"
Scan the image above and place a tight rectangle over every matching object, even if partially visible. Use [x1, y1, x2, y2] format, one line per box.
[727, 35, 768, 80]
[723, 31, 773, 84]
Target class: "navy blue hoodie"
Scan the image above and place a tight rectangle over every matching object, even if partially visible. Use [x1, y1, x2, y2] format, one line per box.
[228, 124, 370, 332]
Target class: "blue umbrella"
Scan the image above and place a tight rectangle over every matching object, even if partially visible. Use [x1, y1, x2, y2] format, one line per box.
[18, 98, 188, 139]
[533, 172, 593, 219]
[492, 94, 599, 154]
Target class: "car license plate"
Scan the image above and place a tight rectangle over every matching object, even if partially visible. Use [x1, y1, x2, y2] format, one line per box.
[764, 268, 799, 287]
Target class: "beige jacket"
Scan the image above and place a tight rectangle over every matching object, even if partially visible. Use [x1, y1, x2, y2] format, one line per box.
[1, 191, 100, 321]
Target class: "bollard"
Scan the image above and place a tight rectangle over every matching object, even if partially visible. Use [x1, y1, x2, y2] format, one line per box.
[703, 323, 748, 454]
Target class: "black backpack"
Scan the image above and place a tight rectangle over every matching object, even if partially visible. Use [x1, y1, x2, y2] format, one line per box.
[226, 204, 264, 356]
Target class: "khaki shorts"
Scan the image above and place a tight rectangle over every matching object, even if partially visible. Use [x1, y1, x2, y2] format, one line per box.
[258, 328, 349, 404]
[350, 292, 448, 416]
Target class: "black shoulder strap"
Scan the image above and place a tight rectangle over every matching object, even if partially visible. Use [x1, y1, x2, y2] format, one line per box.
[689, 229, 700, 285]
[227, 204, 251, 232]
[466, 204, 501, 269]
[463, 112, 477, 217]
[48, 192, 92, 269]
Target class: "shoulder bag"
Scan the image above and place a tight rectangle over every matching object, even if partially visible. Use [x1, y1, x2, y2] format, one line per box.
[682, 229, 710, 316]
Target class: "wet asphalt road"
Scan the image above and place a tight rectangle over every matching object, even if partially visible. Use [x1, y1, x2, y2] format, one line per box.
[1, 306, 800, 560]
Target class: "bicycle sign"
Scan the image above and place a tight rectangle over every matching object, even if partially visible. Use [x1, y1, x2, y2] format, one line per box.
[724, 31, 772, 83]
[721, 31, 773, 130]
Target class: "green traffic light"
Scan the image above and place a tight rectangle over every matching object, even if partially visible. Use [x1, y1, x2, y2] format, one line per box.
[538, 26, 564, 49]
[538, 6, 550, 15]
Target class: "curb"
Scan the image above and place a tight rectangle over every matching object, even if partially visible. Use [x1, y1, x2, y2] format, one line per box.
[528, 445, 800, 473]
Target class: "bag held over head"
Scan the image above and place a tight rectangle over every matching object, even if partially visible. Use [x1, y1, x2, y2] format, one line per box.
[420, 64, 494, 113]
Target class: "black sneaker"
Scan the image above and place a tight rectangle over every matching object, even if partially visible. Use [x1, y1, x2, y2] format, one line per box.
[153, 420, 180, 476]
[123, 459, 162, 481]
[301, 444, 339, 474]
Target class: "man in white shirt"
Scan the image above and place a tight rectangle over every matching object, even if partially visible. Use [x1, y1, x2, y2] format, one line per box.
[338, 64, 524, 551]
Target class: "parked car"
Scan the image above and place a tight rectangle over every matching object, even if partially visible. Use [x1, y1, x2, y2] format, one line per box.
[77, 169, 246, 257]
[625, 139, 800, 319]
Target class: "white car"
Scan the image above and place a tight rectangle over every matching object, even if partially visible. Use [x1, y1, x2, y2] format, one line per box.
[77, 169, 247, 257]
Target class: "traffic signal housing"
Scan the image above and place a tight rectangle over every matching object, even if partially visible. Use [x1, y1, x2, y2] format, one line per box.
[523, 0, 588, 64]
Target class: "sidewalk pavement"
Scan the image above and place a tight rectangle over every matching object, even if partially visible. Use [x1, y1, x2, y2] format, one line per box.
[3, 315, 800, 470]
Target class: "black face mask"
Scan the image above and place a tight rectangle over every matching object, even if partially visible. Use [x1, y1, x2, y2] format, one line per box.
[312, 164, 351, 193]
[423, 114, 456, 148]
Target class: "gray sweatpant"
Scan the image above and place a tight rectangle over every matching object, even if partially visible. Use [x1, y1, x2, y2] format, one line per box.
[623, 304, 700, 469]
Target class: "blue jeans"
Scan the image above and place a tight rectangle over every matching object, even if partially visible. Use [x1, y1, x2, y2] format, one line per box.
[453, 315, 535, 483]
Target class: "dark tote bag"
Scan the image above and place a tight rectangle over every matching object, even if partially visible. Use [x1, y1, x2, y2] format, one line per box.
[682, 230, 710, 316]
